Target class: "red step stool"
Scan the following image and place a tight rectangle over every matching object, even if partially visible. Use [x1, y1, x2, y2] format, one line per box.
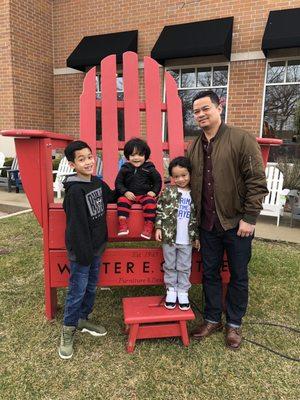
[122, 296, 195, 353]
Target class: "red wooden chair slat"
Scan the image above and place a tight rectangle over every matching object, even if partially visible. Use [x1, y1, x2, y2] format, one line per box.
[165, 71, 185, 160]
[123, 52, 140, 140]
[144, 56, 164, 182]
[101, 55, 119, 187]
[80, 67, 97, 155]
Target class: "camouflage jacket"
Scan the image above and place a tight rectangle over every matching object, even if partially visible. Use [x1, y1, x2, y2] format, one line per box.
[155, 185, 199, 245]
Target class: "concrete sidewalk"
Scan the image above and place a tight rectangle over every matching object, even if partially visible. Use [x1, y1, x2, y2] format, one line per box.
[255, 214, 300, 243]
[0, 187, 30, 210]
[0, 187, 299, 243]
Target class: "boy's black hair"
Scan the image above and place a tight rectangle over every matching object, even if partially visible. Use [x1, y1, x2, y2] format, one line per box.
[168, 156, 192, 176]
[124, 138, 151, 161]
[64, 140, 92, 162]
[192, 90, 220, 107]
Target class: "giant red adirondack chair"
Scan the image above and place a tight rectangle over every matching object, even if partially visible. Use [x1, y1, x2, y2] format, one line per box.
[2, 52, 281, 320]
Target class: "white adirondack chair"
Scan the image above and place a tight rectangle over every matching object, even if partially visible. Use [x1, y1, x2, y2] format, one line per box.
[261, 163, 285, 226]
[0, 152, 6, 186]
[53, 156, 103, 198]
[7, 157, 21, 192]
[53, 157, 74, 199]
[0, 152, 4, 168]
[0, 156, 22, 192]
[95, 156, 102, 177]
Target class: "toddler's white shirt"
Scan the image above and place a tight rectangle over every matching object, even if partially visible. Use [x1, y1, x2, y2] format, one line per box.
[176, 188, 191, 245]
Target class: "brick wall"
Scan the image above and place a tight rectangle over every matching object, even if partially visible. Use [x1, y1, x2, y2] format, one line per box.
[54, 73, 83, 136]
[52, 0, 300, 137]
[9, 0, 54, 130]
[227, 60, 266, 134]
[0, 0, 14, 130]
[53, 1, 300, 68]
[1, 1, 300, 139]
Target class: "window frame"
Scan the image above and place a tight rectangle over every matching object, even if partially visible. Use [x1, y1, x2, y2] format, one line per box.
[260, 57, 300, 137]
[96, 72, 124, 99]
[163, 61, 230, 140]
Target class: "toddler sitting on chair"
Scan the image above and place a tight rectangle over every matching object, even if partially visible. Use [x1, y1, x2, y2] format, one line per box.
[115, 138, 162, 239]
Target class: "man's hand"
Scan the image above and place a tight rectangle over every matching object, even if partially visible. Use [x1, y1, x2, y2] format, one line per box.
[237, 220, 255, 237]
[155, 229, 162, 241]
[147, 191, 156, 197]
[125, 191, 136, 201]
[193, 239, 200, 251]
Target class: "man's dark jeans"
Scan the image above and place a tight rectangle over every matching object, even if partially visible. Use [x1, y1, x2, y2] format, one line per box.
[200, 226, 253, 327]
[63, 256, 101, 326]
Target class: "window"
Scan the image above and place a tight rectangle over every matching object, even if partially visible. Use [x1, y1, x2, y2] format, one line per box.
[96, 74, 124, 141]
[166, 65, 229, 137]
[262, 60, 300, 161]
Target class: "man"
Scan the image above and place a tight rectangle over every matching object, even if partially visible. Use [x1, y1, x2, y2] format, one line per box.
[188, 90, 268, 350]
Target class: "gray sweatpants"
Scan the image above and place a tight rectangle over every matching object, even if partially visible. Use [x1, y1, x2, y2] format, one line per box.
[162, 243, 192, 292]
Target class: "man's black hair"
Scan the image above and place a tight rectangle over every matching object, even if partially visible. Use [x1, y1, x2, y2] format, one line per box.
[124, 138, 151, 160]
[192, 90, 220, 107]
[168, 156, 192, 177]
[64, 140, 92, 162]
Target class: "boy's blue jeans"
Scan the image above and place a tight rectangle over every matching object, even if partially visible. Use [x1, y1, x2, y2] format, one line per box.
[63, 256, 101, 326]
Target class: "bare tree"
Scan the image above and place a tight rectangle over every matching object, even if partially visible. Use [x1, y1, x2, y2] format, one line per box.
[264, 85, 300, 134]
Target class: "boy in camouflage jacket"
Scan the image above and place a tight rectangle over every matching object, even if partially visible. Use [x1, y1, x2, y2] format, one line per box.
[155, 157, 200, 310]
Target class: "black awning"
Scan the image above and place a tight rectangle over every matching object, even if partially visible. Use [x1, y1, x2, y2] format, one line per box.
[67, 30, 138, 71]
[151, 17, 233, 64]
[262, 8, 300, 57]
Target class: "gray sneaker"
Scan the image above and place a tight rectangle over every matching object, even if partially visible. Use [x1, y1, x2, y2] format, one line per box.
[77, 319, 107, 337]
[58, 325, 76, 360]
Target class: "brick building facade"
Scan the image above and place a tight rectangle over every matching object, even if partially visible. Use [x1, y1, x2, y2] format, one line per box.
[1, 0, 300, 159]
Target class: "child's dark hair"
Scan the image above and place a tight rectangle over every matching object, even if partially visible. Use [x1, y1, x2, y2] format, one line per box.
[168, 156, 192, 177]
[64, 140, 92, 162]
[124, 138, 151, 160]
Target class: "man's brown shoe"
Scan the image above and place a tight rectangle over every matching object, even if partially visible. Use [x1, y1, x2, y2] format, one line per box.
[225, 327, 242, 350]
[192, 321, 223, 340]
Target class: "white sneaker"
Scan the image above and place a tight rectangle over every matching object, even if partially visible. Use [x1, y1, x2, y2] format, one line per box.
[178, 292, 190, 311]
[165, 287, 177, 309]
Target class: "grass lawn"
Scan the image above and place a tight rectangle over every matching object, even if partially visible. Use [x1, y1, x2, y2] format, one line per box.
[0, 212, 299, 400]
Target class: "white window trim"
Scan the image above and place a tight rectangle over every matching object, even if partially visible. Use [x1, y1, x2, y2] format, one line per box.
[260, 57, 300, 137]
[54, 51, 266, 76]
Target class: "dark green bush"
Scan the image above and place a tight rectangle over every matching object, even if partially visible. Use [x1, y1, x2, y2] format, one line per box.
[1, 157, 13, 177]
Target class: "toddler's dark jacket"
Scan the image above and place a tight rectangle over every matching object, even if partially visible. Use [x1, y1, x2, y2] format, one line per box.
[115, 161, 162, 196]
[63, 175, 115, 266]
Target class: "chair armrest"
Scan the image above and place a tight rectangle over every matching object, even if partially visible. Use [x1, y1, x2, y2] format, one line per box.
[56, 171, 75, 178]
[1, 129, 73, 141]
[7, 168, 19, 173]
[53, 170, 74, 177]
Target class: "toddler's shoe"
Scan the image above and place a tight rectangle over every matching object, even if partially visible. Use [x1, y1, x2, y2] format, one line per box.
[77, 319, 107, 337]
[140, 220, 154, 239]
[58, 325, 76, 360]
[118, 218, 129, 236]
[165, 287, 177, 309]
[178, 291, 190, 311]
